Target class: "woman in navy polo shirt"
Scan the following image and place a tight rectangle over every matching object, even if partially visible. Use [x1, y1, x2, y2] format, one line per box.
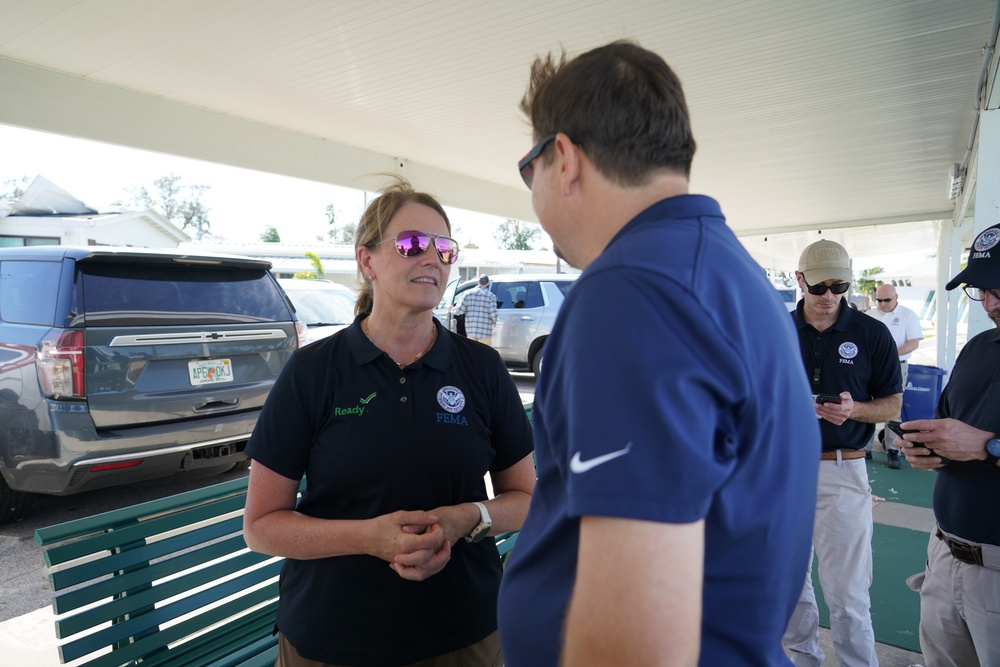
[243, 179, 535, 667]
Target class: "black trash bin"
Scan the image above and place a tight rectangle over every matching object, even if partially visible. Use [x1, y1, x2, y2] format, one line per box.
[901, 364, 947, 421]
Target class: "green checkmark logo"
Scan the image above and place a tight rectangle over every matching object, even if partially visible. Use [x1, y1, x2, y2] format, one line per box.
[359, 392, 377, 404]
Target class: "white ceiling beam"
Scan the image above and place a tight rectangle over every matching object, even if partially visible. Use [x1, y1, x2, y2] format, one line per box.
[0, 57, 536, 223]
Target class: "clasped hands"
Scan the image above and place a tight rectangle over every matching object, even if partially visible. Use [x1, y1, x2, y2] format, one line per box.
[372, 505, 472, 581]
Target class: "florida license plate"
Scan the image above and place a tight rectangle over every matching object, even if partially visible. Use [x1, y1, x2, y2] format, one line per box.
[188, 359, 234, 386]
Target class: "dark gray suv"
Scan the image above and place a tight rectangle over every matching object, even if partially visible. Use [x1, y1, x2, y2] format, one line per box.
[0, 246, 302, 523]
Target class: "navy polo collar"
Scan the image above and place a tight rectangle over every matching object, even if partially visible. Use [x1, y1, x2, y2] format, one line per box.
[348, 315, 450, 371]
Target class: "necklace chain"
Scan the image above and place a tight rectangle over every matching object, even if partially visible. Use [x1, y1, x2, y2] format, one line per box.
[362, 318, 437, 369]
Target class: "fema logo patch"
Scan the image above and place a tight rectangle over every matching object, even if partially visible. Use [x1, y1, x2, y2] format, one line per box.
[437, 386, 465, 413]
[839, 342, 859, 359]
[974, 228, 1000, 252]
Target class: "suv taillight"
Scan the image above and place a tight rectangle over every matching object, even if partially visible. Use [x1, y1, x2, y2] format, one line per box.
[37, 330, 85, 399]
[294, 321, 309, 348]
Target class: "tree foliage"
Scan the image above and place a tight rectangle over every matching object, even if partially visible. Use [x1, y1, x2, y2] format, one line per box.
[317, 204, 355, 244]
[1, 175, 31, 201]
[855, 266, 885, 298]
[260, 225, 281, 243]
[493, 219, 541, 251]
[294, 251, 325, 279]
[116, 174, 212, 239]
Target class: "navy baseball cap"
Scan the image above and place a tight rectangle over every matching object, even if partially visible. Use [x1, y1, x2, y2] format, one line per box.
[945, 225, 1000, 290]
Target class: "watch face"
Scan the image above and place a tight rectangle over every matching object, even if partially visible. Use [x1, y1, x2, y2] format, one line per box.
[987, 438, 1000, 457]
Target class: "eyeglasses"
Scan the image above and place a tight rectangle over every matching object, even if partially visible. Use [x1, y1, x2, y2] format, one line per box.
[802, 277, 850, 296]
[517, 134, 558, 189]
[963, 286, 1000, 301]
[379, 230, 460, 265]
[875, 297, 896, 303]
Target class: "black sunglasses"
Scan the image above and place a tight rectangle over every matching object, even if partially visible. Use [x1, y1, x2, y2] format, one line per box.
[964, 286, 1000, 301]
[517, 134, 558, 189]
[378, 230, 460, 265]
[802, 277, 850, 296]
[875, 297, 896, 303]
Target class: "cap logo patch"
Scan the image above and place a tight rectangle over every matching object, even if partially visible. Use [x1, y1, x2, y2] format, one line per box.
[839, 342, 859, 359]
[437, 386, 466, 413]
[814, 248, 841, 262]
[973, 228, 1000, 253]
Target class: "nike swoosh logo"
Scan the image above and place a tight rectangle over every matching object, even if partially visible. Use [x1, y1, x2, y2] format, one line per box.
[570, 442, 633, 474]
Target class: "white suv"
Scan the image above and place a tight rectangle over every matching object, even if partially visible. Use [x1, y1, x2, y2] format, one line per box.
[436, 273, 578, 376]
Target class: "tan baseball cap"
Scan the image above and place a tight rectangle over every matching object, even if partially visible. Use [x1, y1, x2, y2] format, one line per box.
[798, 240, 852, 285]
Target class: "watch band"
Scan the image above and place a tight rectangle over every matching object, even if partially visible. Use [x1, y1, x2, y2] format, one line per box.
[465, 501, 492, 543]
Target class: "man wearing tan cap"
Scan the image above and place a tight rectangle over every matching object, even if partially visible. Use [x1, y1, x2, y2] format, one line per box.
[897, 224, 1000, 666]
[783, 239, 902, 667]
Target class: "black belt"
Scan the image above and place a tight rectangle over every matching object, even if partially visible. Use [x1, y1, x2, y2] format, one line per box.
[936, 528, 985, 566]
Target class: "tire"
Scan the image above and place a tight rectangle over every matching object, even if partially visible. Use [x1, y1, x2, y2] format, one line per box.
[0, 475, 33, 525]
[531, 345, 544, 378]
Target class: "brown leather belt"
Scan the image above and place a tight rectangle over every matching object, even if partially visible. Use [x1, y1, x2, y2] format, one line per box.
[820, 449, 867, 461]
[937, 528, 985, 566]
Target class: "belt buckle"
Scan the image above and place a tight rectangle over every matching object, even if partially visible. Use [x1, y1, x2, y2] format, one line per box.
[942, 534, 984, 566]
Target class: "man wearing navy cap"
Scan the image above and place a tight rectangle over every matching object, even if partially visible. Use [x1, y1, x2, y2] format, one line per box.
[898, 224, 1000, 667]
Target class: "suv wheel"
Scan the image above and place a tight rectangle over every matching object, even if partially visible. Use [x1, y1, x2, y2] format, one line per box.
[531, 345, 544, 378]
[0, 475, 33, 525]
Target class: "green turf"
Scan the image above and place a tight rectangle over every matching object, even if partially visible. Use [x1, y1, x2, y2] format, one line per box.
[810, 454, 936, 654]
[866, 451, 938, 509]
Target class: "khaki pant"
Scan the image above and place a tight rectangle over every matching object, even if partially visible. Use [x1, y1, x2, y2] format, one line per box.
[469, 337, 492, 346]
[277, 631, 503, 667]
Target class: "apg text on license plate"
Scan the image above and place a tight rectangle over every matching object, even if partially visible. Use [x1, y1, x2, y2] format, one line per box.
[188, 359, 234, 386]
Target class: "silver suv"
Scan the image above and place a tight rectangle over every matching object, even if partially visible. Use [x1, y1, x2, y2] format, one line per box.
[436, 273, 578, 376]
[0, 246, 302, 523]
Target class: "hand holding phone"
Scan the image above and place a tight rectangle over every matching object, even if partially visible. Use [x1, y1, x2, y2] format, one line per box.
[886, 420, 915, 437]
[815, 394, 843, 405]
[887, 421, 950, 464]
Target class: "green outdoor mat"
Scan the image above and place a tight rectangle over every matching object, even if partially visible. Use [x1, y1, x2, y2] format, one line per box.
[812, 523, 929, 653]
[866, 452, 938, 510]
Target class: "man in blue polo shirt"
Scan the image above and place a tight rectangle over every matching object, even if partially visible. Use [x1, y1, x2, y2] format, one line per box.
[497, 40, 820, 666]
[783, 239, 902, 666]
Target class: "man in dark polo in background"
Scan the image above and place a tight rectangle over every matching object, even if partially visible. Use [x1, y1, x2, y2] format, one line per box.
[783, 239, 902, 667]
[898, 224, 1000, 667]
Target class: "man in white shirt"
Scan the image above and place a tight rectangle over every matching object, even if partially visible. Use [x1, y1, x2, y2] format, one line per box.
[867, 283, 924, 468]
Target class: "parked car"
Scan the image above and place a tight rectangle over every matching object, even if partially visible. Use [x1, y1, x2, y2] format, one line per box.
[279, 279, 356, 345]
[0, 246, 303, 523]
[436, 273, 579, 376]
[774, 285, 798, 312]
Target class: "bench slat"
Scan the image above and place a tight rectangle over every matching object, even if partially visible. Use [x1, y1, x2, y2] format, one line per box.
[43, 493, 248, 567]
[35, 477, 254, 546]
[52, 534, 247, 614]
[49, 514, 244, 590]
[56, 551, 279, 638]
[60, 584, 279, 665]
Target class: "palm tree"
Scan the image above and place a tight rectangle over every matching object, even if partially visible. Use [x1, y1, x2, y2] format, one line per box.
[855, 266, 885, 299]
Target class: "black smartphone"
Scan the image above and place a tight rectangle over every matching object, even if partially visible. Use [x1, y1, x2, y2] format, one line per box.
[815, 394, 843, 405]
[886, 420, 915, 437]
[887, 421, 950, 464]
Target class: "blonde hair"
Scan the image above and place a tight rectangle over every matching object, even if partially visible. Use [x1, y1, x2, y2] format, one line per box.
[354, 177, 451, 315]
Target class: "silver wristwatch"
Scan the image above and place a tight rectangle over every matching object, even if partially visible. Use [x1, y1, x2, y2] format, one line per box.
[465, 501, 492, 543]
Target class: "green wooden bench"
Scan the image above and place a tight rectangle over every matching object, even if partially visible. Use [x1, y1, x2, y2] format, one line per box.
[34, 403, 532, 667]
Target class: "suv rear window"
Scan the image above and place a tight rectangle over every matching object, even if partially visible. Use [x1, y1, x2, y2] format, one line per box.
[80, 264, 290, 326]
[0, 260, 62, 326]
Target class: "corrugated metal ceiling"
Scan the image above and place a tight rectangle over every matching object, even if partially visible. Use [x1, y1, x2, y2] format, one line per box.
[0, 0, 996, 254]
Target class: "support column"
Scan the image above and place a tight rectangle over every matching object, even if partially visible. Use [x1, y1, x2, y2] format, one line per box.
[969, 109, 1000, 338]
